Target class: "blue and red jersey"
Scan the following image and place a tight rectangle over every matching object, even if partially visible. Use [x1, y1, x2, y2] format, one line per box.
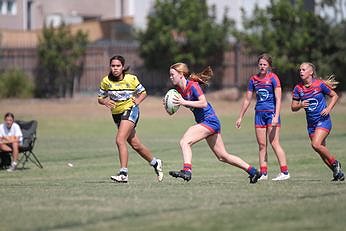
[248, 72, 281, 112]
[292, 79, 332, 126]
[176, 80, 216, 124]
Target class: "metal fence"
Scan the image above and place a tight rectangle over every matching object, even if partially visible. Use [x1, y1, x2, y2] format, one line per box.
[0, 43, 258, 95]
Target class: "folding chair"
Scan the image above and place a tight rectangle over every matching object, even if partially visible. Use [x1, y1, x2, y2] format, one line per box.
[16, 120, 43, 169]
[0, 152, 11, 169]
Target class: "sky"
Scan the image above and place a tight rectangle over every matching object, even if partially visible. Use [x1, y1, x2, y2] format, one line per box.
[130, 0, 270, 29]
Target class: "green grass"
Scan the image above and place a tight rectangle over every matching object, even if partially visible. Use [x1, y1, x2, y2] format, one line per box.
[0, 100, 345, 231]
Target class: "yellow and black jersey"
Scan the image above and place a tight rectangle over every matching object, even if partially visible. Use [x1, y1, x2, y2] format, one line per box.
[98, 73, 146, 114]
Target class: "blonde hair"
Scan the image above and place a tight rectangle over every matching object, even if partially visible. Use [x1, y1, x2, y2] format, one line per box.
[301, 62, 339, 89]
[170, 62, 213, 86]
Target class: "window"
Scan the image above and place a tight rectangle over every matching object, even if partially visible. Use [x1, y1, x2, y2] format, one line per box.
[7, 0, 16, 15]
[0, 0, 17, 15]
[0, 1, 5, 15]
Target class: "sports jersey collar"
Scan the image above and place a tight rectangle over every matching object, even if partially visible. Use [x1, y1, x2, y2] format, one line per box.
[303, 78, 317, 88]
[252, 72, 272, 82]
[176, 79, 192, 95]
[108, 72, 125, 82]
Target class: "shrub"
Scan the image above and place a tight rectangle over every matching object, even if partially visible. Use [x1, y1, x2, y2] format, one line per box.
[0, 69, 34, 98]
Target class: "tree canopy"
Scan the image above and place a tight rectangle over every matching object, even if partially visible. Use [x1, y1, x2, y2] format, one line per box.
[236, 0, 346, 90]
[137, 0, 234, 71]
[35, 25, 88, 98]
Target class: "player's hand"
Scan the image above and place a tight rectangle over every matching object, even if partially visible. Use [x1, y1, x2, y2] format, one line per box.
[162, 97, 166, 106]
[272, 115, 279, 126]
[104, 100, 116, 109]
[172, 94, 185, 106]
[132, 97, 140, 106]
[301, 100, 309, 109]
[320, 108, 330, 116]
[235, 118, 242, 129]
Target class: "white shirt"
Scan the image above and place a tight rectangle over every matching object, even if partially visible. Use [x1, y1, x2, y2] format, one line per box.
[0, 122, 23, 145]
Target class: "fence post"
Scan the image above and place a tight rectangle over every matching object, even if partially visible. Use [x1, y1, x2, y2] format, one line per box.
[234, 41, 241, 87]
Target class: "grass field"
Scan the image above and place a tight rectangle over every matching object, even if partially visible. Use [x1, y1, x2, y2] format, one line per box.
[0, 96, 345, 231]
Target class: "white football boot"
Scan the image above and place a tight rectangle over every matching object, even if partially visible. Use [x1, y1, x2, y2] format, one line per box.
[272, 172, 290, 181]
[258, 174, 268, 181]
[111, 172, 128, 183]
[153, 159, 164, 182]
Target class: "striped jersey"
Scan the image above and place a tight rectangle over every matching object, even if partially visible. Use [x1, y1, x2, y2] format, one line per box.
[176, 80, 216, 123]
[98, 73, 146, 114]
[292, 79, 331, 125]
[248, 72, 281, 112]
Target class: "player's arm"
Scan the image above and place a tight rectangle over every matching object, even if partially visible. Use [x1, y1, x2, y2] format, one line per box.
[291, 99, 309, 112]
[97, 84, 115, 109]
[321, 90, 338, 116]
[291, 87, 308, 112]
[272, 87, 282, 126]
[175, 93, 207, 108]
[133, 91, 147, 105]
[236, 90, 253, 128]
[98, 97, 115, 109]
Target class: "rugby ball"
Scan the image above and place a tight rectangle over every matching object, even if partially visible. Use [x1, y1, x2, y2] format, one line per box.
[164, 89, 181, 115]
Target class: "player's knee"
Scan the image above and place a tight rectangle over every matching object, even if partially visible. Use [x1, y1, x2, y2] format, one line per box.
[258, 142, 266, 151]
[214, 151, 227, 162]
[311, 141, 321, 151]
[179, 138, 191, 148]
[129, 140, 141, 151]
[270, 140, 280, 149]
[116, 137, 126, 147]
[217, 155, 226, 162]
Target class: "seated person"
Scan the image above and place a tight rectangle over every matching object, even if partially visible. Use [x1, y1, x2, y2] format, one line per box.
[0, 112, 23, 172]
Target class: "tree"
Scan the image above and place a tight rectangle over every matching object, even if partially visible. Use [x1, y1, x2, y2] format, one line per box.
[35, 25, 88, 98]
[137, 0, 234, 72]
[318, 0, 346, 23]
[326, 20, 346, 90]
[235, 0, 345, 89]
[0, 69, 34, 98]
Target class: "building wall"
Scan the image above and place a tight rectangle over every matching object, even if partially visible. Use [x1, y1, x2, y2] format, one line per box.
[0, 0, 25, 30]
[0, 17, 134, 47]
[0, 0, 132, 30]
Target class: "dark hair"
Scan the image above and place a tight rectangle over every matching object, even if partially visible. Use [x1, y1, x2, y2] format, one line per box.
[4, 112, 14, 120]
[109, 55, 130, 73]
[257, 53, 272, 67]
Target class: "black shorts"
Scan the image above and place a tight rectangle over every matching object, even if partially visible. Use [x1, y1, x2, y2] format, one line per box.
[112, 105, 140, 128]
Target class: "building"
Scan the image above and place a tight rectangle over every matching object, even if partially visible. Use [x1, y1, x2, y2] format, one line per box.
[0, 0, 133, 30]
[0, 0, 136, 47]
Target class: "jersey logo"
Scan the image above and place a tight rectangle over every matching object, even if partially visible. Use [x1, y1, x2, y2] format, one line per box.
[306, 98, 318, 111]
[256, 89, 269, 101]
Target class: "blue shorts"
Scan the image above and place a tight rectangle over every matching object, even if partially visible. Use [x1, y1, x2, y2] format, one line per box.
[112, 105, 140, 128]
[255, 111, 281, 128]
[199, 115, 221, 134]
[307, 116, 332, 137]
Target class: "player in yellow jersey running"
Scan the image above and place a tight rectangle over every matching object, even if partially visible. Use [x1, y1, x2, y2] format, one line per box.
[97, 55, 163, 183]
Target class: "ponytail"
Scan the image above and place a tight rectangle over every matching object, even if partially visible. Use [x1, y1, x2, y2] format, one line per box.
[302, 62, 339, 89]
[321, 74, 339, 89]
[188, 66, 213, 87]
